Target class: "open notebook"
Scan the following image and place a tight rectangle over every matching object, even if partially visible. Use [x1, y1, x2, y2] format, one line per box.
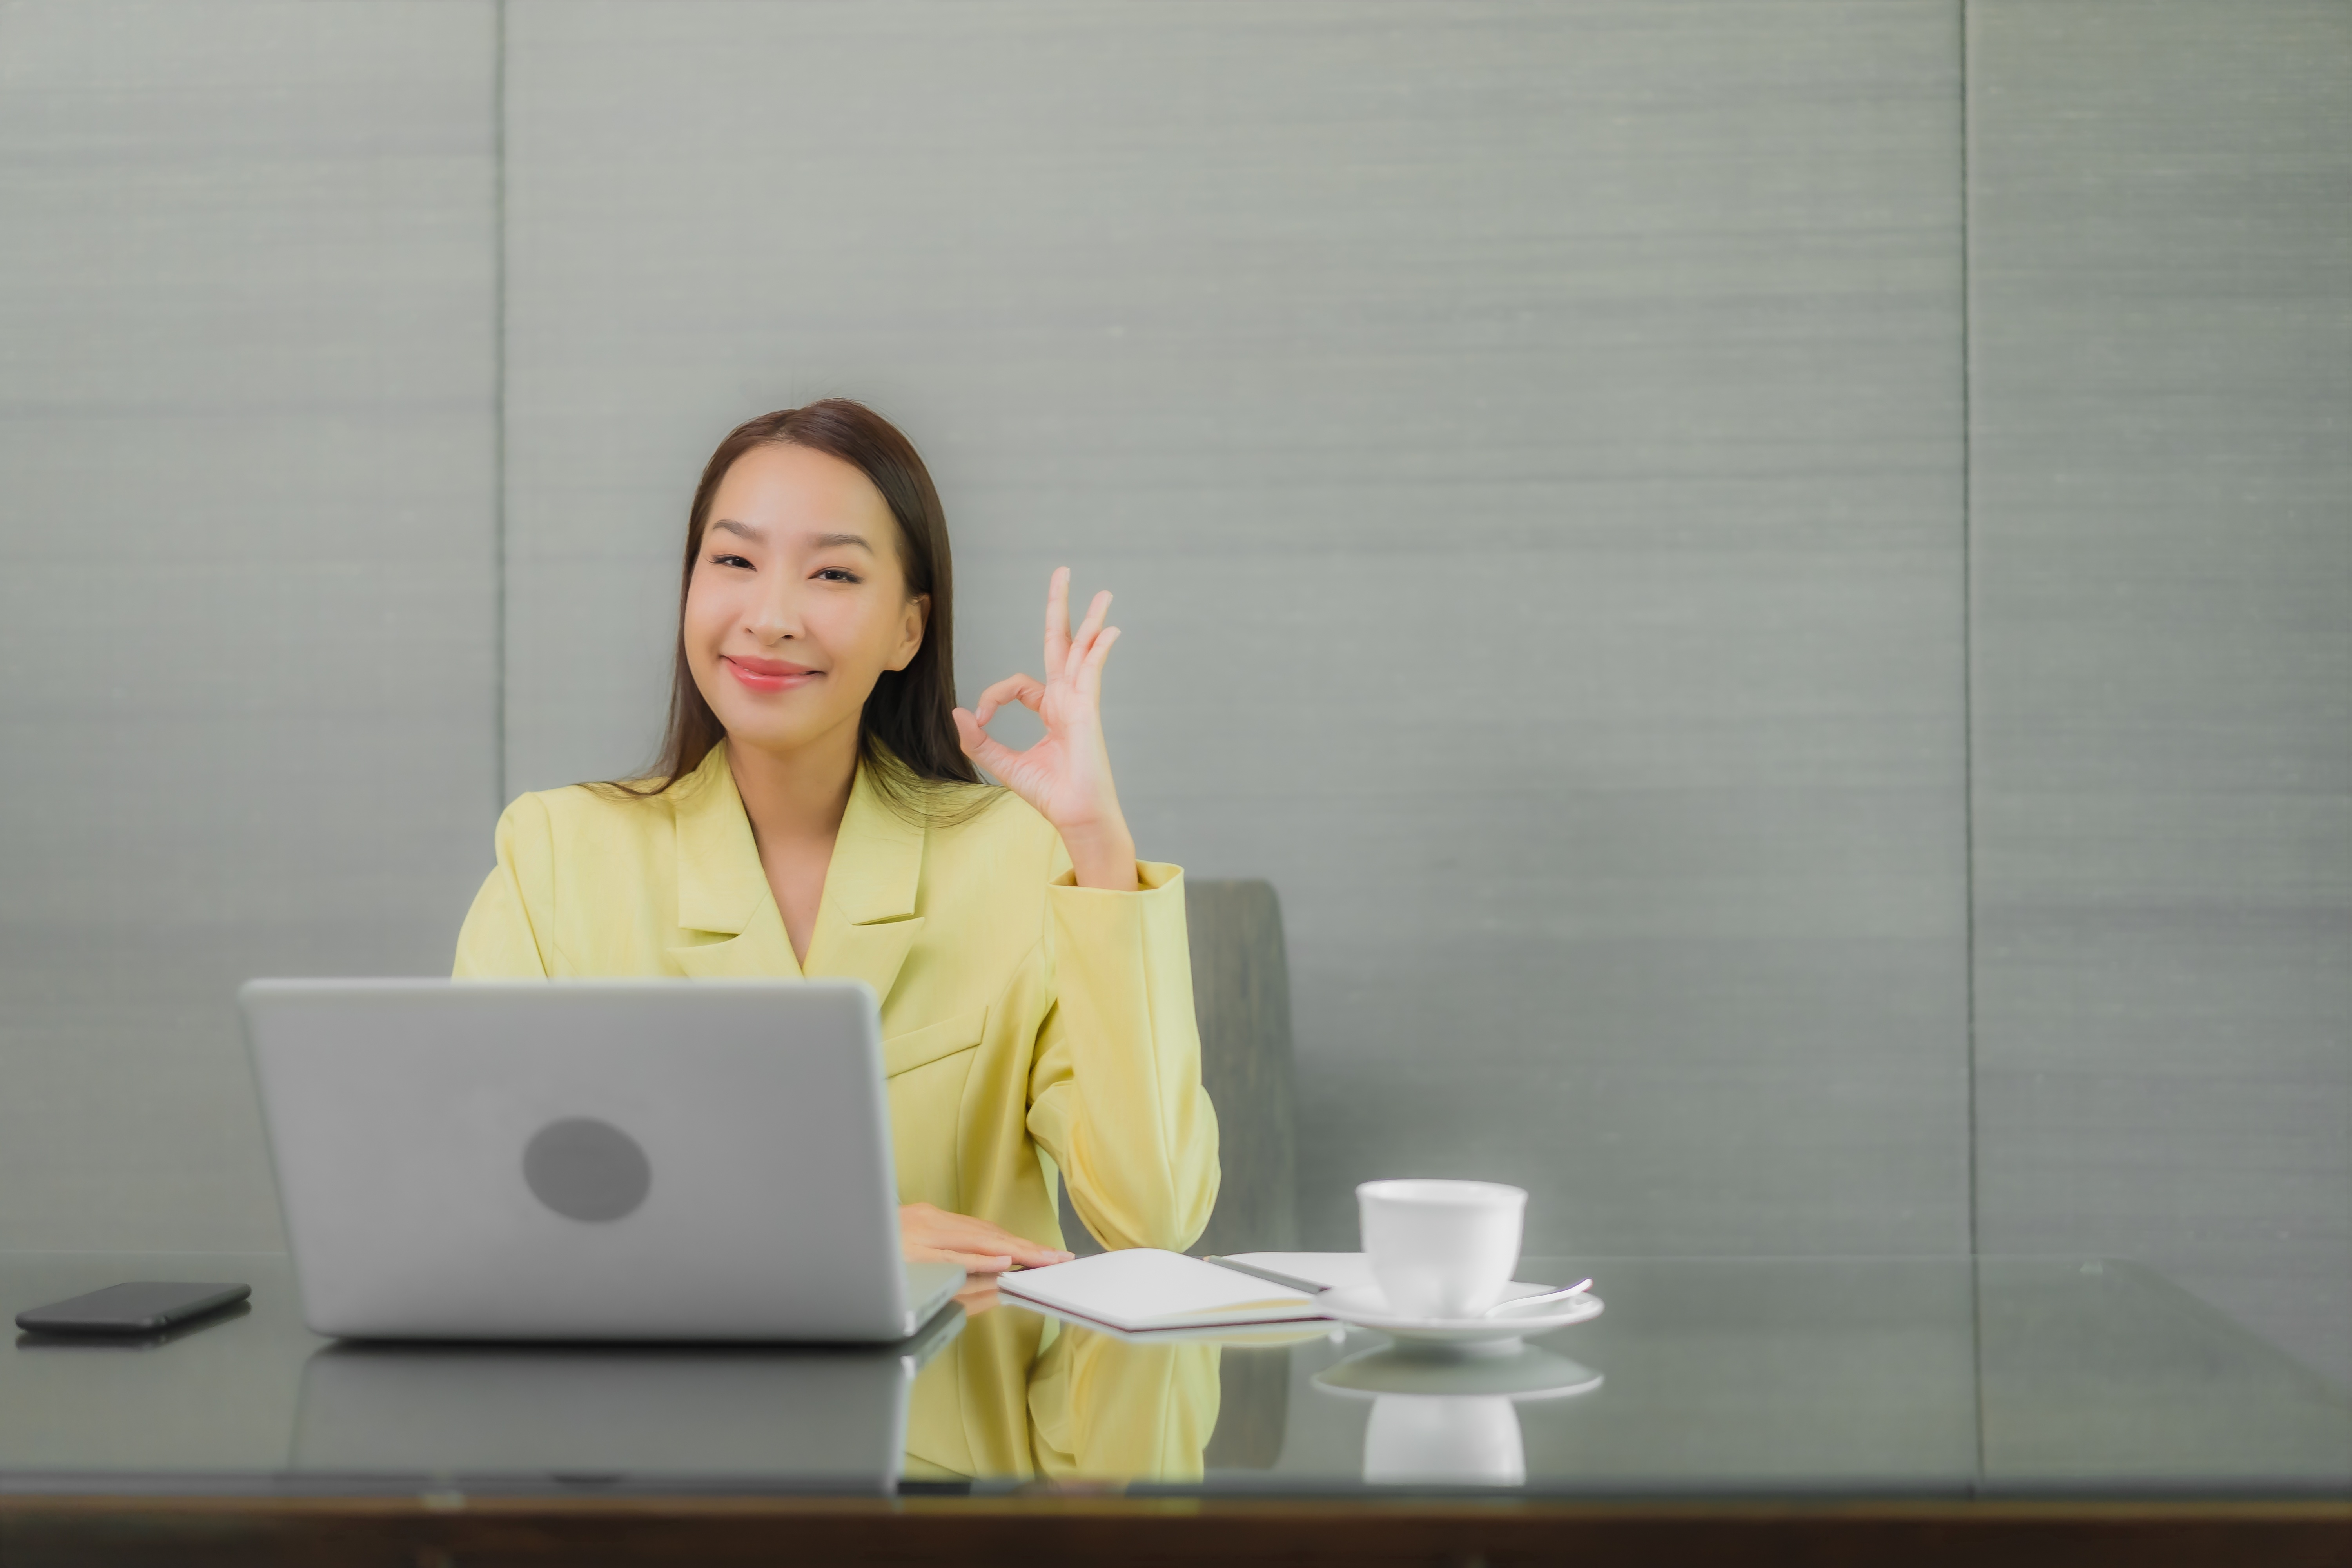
[994, 1249, 1330, 1333]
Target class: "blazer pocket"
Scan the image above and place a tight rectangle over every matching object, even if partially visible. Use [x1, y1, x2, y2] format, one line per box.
[884, 1009, 985, 1079]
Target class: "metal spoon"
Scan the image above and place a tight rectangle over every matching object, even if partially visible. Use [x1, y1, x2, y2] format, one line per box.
[1484, 1277, 1593, 1317]
[1207, 1258, 1596, 1318]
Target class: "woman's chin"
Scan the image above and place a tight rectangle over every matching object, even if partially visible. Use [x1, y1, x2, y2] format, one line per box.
[711, 710, 844, 761]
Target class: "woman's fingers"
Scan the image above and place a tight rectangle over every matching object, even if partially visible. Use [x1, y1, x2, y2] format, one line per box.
[922, 1210, 1072, 1269]
[972, 673, 1045, 726]
[1072, 623, 1120, 700]
[938, 1221, 1071, 1269]
[1037, 569, 1116, 691]
[908, 1243, 1014, 1274]
[1043, 566, 1072, 672]
[1063, 590, 1113, 684]
[899, 1200, 1073, 1273]
[952, 1251, 1016, 1274]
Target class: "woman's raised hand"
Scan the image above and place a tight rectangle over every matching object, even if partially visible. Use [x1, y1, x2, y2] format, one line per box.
[953, 567, 1140, 891]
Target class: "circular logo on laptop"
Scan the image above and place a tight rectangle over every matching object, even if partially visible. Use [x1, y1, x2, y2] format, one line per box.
[522, 1117, 652, 1223]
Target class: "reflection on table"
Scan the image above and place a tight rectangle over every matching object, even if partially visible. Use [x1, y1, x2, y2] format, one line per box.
[1317, 1342, 1604, 1487]
[900, 1293, 1225, 1484]
[292, 1305, 963, 1490]
[0, 1253, 2345, 1494]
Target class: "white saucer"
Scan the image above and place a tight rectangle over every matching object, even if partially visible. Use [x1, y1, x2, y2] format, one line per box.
[1317, 1282, 1603, 1348]
[1314, 1342, 1604, 1400]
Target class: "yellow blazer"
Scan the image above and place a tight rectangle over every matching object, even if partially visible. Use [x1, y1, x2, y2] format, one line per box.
[452, 742, 1220, 1254]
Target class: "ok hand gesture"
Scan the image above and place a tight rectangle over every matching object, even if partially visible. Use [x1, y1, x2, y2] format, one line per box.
[952, 568, 1139, 892]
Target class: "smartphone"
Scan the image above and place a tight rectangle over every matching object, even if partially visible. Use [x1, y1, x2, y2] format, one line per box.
[15, 1281, 250, 1336]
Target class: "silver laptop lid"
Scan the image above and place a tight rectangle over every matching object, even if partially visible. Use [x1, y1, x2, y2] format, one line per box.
[242, 978, 922, 1343]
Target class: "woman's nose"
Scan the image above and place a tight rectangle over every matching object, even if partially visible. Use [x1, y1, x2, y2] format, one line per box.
[750, 583, 802, 642]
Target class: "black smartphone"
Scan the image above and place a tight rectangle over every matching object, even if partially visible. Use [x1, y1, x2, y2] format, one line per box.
[15, 1282, 251, 1336]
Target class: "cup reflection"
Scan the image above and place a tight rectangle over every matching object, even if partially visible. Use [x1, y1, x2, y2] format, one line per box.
[1363, 1394, 1526, 1486]
[1315, 1340, 1602, 1488]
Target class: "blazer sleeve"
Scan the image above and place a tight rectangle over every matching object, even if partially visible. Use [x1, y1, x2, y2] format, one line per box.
[451, 793, 558, 978]
[1025, 858, 1221, 1253]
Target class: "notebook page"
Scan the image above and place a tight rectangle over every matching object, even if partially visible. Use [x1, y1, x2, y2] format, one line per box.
[996, 1249, 1324, 1331]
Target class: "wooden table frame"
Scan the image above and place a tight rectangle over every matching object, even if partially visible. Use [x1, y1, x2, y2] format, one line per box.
[6, 1494, 2350, 1566]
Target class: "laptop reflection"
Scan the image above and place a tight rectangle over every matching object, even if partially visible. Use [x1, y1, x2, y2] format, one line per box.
[289, 1307, 962, 1493]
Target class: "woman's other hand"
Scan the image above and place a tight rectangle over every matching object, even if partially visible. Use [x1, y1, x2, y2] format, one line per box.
[953, 567, 1140, 891]
[900, 1200, 1074, 1274]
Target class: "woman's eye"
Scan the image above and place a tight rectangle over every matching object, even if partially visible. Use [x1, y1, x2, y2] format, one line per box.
[706, 552, 753, 570]
[814, 567, 862, 584]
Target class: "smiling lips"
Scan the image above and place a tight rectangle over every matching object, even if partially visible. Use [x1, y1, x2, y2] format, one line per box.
[722, 654, 822, 693]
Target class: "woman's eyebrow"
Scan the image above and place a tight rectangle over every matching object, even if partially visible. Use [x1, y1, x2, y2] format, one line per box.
[710, 518, 870, 552]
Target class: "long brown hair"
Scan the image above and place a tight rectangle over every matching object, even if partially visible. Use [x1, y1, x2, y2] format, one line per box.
[610, 400, 990, 819]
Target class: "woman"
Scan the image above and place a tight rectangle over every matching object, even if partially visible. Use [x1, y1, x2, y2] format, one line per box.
[454, 401, 1219, 1273]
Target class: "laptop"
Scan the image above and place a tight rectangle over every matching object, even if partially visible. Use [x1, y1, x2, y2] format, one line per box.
[240, 978, 964, 1342]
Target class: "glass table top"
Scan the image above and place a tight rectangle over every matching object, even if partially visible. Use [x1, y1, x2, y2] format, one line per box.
[3, 1252, 2345, 1498]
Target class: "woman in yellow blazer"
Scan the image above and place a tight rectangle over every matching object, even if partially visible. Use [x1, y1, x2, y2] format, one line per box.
[454, 401, 1219, 1270]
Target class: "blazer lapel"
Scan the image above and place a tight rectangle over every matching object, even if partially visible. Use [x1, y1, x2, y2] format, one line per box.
[802, 762, 926, 1009]
[671, 905, 800, 979]
[666, 743, 802, 979]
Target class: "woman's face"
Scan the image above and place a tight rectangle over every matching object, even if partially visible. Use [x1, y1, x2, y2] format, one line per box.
[682, 442, 926, 762]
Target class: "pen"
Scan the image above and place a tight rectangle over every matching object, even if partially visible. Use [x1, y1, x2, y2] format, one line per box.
[1203, 1256, 1330, 1295]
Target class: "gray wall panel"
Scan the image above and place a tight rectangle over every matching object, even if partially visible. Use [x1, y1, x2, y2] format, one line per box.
[504, 0, 1970, 1256]
[0, 2, 500, 1247]
[1969, 1, 2352, 1383]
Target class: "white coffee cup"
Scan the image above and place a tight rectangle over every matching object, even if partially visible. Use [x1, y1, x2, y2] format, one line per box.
[1356, 1178, 1528, 1319]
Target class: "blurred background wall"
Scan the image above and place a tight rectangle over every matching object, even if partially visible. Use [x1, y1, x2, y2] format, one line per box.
[0, 0, 2342, 1384]
[0, 1, 500, 1253]
[1966, 0, 2350, 1394]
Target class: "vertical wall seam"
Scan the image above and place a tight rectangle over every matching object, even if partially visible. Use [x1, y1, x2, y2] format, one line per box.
[1959, 0, 1979, 1265]
[492, 0, 509, 812]
[1958, 0, 1986, 1489]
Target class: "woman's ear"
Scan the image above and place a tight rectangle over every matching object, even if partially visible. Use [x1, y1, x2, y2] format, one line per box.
[889, 593, 930, 672]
